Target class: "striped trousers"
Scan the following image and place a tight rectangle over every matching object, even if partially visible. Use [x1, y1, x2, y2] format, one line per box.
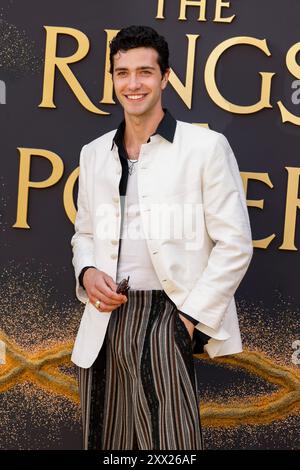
[78, 289, 203, 450]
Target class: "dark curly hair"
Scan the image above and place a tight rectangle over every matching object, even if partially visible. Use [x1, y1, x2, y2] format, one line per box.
[109, 25, 169, 76]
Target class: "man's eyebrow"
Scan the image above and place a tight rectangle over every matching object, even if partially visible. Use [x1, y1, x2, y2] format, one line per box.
[114, 66, 156, 72]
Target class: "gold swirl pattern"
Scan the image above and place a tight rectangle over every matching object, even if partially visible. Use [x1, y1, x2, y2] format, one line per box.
[197, 352, 300, 427]
[0, 330, 299, 427]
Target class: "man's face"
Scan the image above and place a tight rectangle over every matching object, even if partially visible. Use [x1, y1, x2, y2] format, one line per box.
[112, 47, 169, 118]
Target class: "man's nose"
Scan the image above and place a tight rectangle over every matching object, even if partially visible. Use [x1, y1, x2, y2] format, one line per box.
[128, 74, 141, 90]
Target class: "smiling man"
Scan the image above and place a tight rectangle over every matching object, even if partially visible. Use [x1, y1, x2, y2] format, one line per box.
[71, 25, 253, 450]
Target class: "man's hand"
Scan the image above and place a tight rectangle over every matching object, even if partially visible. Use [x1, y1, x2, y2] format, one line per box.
[83, 268, 127, 312]
[178, 313, 195, 340]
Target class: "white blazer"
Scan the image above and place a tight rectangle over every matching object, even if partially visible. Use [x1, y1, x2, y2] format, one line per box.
[71, 120, 253, 368]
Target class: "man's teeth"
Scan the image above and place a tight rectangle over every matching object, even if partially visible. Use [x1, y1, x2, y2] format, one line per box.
[127, 95, 144, 100]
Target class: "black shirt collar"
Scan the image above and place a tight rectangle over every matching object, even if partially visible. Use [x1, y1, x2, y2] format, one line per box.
[111, 108, 176, 152]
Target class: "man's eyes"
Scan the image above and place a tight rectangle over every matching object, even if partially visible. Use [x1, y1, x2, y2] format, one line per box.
[116, 70, 152, 77]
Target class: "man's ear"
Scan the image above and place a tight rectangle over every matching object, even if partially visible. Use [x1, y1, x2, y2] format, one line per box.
[161, 68, 170, 89]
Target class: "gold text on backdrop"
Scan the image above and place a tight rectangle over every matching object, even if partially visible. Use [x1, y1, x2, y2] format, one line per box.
[39, 26, 300, 125]
[12, 151, 300, 252]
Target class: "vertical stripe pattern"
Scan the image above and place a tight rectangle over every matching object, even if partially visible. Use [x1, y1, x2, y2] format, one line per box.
[78, 289, 203, 450]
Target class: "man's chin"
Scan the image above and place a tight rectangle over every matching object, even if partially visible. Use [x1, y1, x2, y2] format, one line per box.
[124, 106, 148, 117]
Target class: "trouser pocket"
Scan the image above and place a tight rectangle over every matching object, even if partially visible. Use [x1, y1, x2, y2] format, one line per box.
[174, 309, 194, 347]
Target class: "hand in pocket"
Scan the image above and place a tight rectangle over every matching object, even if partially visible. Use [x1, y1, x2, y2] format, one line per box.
[178, 313, 195, 340]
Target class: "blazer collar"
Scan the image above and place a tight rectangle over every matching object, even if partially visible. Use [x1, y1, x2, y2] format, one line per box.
[110, 108, 177, 152]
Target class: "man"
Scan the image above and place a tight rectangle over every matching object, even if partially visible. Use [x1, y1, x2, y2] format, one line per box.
[71, 25, 253, 450]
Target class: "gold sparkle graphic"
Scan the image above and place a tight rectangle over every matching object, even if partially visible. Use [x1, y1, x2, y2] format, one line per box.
[196, 351, 300, 427]
[0, 329, 299, 428]
[0, 331, 79, 403]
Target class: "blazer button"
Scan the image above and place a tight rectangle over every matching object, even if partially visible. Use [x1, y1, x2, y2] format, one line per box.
[111, 239, 118, 245]
[110, 253, 118, 260]
[113, 196, 120, 203]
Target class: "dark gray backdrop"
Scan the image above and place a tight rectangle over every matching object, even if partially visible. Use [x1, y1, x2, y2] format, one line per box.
[0, 0, 299, 450]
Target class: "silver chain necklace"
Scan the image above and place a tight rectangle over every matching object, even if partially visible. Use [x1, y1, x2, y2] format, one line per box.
[127, 158, 139, 175]
[124, 139, 139, 175]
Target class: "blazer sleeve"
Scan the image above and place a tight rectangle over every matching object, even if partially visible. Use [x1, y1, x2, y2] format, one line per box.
[179, 133, 253, 332]
[71, 144, 96, 304]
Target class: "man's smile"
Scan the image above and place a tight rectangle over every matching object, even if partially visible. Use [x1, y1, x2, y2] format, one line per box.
[125, 93, 148, 101]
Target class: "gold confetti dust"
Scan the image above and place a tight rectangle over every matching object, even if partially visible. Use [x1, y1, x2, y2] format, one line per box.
[0, 264, 299, 448]
[237, 296, 300, 367]
[1, 326, 299, 428]
[0, 18, 42, 76]
[194, 350, 300, 427]
[0, 330, 79, 402]
[0, 380, 81, 449]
